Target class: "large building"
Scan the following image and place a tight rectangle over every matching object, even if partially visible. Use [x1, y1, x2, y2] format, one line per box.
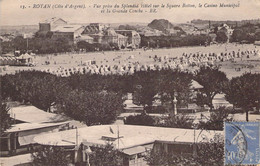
[0, 105, 71, 157]
[39, 17, 67, 32]
[115, 30, 141, 48]
[51, 25, 85, 44]
[83, 23, 109, 34]
[34, 125, 222, 166]
[38, 19, 141, 48]
[103, 28, 128, 48]
[82, 23, 140, 48]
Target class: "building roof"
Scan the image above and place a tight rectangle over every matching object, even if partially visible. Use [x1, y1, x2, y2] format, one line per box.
[16, 53, 33, 60]
[40, 17, 67, 24]
[191, 80, 203, 89]
[9, 105, 69, 123]
[213, 93, 233, 106]
[52, 25, 84, 33]
[78, 35, 93, 40]
[34, 125, 222, 149]
[122, 146, 146, 155]
[194, 24, 209, 30]
[6, 122, 69, 133]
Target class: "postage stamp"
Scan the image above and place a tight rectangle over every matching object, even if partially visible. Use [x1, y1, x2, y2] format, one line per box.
[225, 122, 260, 165]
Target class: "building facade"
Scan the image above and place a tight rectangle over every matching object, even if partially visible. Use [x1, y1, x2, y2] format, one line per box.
[51, 25, 85, 44]
[115, 30, 141, 48]
[39, 17, 67, 32]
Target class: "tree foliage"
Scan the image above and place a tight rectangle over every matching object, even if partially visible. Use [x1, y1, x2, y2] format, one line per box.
[1, 71, 69, 111]
[145, 134, 224, 166]
[141, 35, 211, 48]
[225, 73, 260, 121]
[133, 70, 159, 112]
[158, 69, 192, 110]
[124, 114, 155, 126]
[31, 146, 72, 166]
[216, 31, 228, 43]
[161, 114, 194, 129]
[195, 134, 224, 166]
[231, 23, 260, 43]
[59, 90, 123, 126]
[194, 66, 228, 110]
[0, 102, 11, 135]
[89, 144, 123, 166]
[145, 150, 196, 166]
[197, 107, 233, 130]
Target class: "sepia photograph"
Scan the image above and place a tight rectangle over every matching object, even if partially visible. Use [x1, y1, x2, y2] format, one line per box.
[0, 0, 260, 165]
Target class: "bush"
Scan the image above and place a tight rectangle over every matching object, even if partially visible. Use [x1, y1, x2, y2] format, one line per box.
[145, 150, 196, 166]
[31, 146, 72, 166]
[124, 114, 155, 126]
[197, 107, 233, 130]
[195, 134, 224, 166]
[159, 115, 194, 129]
[89, 143, 123, 166]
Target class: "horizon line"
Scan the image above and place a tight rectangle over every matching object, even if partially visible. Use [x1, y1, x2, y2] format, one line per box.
[1, 18, 260, 27]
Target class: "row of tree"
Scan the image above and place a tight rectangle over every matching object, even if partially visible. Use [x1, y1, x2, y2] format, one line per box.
[1, 36, 73, 54]
[1, 71, 124, 126]
[231, 23, 260, 43]
[140, 34, 211, 48]
[1, 67, 260, 125]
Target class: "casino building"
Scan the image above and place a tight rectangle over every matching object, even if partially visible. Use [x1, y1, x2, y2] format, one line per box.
[37, 18, 141, 48]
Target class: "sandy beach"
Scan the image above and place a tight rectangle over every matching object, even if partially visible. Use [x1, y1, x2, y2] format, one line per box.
[1, 43, 260, 78]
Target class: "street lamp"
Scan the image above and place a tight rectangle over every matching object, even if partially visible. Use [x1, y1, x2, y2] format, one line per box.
[173, 95, 178, 115]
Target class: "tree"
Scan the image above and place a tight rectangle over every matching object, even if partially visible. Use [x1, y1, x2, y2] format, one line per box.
[31, 145, 72, 166]
[225, 73, 260, 121]
[59, 90, 123, 126]
[133, 70, 159, 113]
[1, 71, 70, 112]
[231, 29, 246, 42]
[194, 66, 229, 110]
[195, 134, 224, 166]
[0, 102, 11, 135]
[197, 107, 233, 130]
[27, 74, 69, 112]
[77, 40, 89, 50]
[13, 36, 27, 52]
[158, 69, 192, 115]
[89, 144, 123, 166]
[145, 150, 197, 166]
[216, 31, 228, 43]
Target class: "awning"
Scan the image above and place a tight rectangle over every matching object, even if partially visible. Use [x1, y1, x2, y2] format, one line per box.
[17, 124, 65, 146]
[122, 146, 146, 156]
[18, 134, 36, 146]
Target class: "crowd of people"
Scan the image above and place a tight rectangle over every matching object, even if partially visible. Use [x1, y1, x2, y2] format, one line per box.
[36, 48, 259, 77]
[3, 47, 259, 77]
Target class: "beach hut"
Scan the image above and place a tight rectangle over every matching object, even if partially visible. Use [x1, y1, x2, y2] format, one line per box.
[16, 53, 33, 66]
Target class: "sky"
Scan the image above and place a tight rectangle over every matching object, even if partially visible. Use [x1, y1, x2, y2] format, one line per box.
[0, 0, 260, 26]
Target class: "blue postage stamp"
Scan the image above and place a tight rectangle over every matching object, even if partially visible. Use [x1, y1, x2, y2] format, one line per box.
[225, 122, 260, 165]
